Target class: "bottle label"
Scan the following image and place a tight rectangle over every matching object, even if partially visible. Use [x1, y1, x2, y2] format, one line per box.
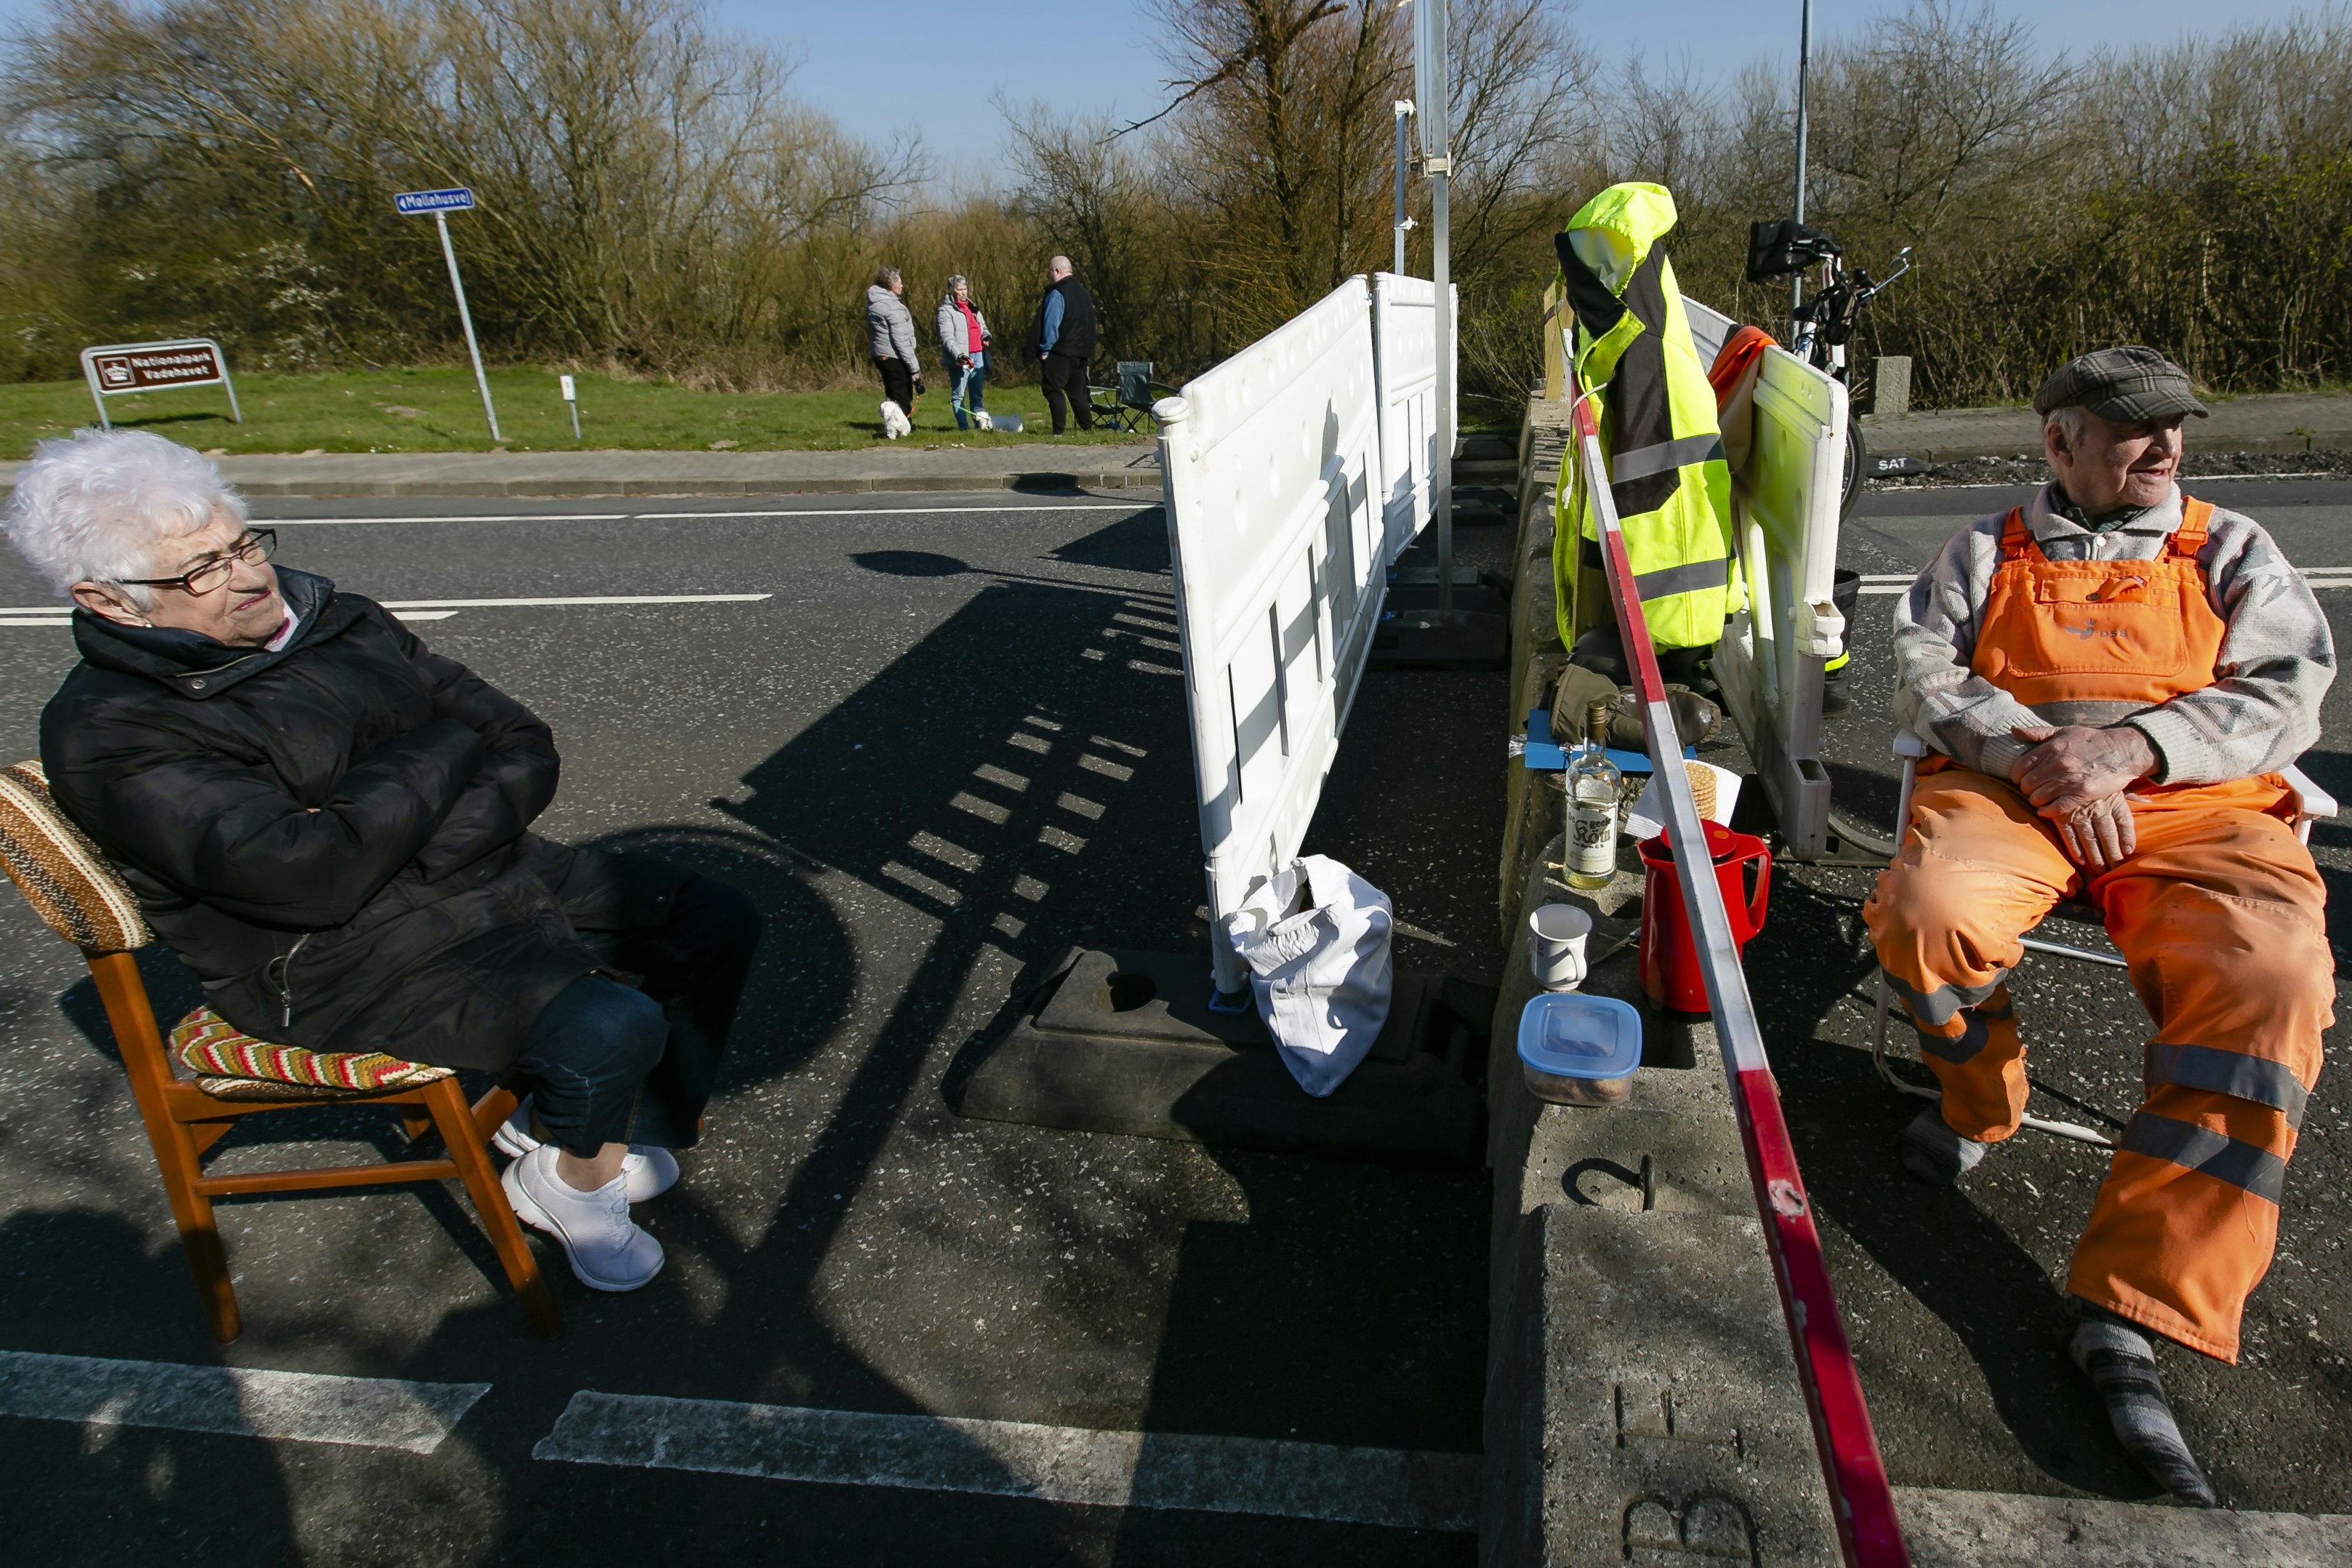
[1569, 805, 1616, 877]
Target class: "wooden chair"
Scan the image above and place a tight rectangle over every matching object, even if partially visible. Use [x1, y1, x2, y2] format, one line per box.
[0, 760, 558, 1343]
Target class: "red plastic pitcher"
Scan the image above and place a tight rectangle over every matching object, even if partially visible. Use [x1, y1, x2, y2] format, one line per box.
[1637, 821, 1772, 1015]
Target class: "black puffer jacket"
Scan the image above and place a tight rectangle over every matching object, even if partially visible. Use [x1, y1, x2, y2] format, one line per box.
[39, 570, 688, 1072]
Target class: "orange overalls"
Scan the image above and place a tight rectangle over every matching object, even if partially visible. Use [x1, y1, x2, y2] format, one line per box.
[1865, 499, 2334, 1362]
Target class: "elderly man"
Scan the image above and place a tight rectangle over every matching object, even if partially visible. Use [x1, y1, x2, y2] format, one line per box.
[1032, 254, 1096, 435]
[1866, 347, 2335, 1505]
[5, 430, 761, 1294]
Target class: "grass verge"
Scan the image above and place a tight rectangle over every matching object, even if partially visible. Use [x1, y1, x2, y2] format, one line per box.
[0, 365, 1152, 459]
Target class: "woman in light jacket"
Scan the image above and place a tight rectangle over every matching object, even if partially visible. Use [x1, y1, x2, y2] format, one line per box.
[936, 276, 992, 431]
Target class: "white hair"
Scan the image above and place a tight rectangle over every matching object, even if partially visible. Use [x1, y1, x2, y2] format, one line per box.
[3, 429, 246, 605]
[2044, 404, 2096, 449]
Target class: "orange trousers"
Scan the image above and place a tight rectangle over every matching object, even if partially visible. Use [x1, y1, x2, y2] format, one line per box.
[1863, 766, 2333, 1361]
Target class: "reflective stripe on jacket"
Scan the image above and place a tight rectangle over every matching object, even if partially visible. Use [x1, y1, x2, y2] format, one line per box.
[1551, 182, 1735, 653]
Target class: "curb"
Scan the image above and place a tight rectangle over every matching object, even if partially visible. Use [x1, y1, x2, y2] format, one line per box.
[206, 471, 1163, 501]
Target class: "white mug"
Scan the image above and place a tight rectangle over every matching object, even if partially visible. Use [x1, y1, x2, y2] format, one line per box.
[1530, 902, 1592, 992]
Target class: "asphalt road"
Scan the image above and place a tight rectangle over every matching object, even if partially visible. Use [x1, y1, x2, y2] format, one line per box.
[1773, 474, 2352, 1513]
[4, 475, 2347, 1553]
[0, 492, 1509, 1564]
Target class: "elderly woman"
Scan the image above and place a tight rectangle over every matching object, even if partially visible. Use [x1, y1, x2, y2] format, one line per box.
[4, 430, 760, 1294]
[936, 274, 992, 431]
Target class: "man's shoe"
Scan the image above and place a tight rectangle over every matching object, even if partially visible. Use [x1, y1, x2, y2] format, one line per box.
[494, 1098, 679, 1202]
[502, 1146, 665, 1292]
[1901, 1108, 1988, 1186]
[2071, 1311, 2220, 1507]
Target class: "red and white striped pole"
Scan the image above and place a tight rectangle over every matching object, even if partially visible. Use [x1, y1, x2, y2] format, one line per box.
[1568, 373, 1910, 1568]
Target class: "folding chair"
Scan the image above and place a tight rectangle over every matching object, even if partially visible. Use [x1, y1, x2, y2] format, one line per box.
[1085, 369, 1137, 433]
[0, 761, 559, 1342]
[1868, 731, 2337, 1147]
[1116, 361, 1179, 431]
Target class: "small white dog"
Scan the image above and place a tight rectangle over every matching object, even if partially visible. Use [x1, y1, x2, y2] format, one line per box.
[879, 400, 912, 440]
[971, 409, 993, 432]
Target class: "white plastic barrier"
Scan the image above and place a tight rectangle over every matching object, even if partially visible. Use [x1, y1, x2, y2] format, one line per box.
[1155, 278, 1389, 995]
[1682, 297, 1850, 859]
[1368, 273, 1457, 563]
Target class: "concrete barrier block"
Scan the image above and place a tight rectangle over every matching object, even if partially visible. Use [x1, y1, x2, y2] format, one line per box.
[1482, 1205, 1842, 1567]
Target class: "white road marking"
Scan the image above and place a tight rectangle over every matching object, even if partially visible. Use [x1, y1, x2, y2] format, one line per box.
[1861, 568, 2352, 596]
[531, 1391, 1480, 1533]
[265, 503, 1154, 526]
[377, 594, 770, 609]
[1, 596, 758, 627]
[1874, 471, 2343, 490]
[633, 504, 1152, 520]
[267, 513, 635, 526]
[0, 1348, 486, 1455]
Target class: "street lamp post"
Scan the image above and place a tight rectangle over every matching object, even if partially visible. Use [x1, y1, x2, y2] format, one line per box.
[1791, 0, 1813, 325]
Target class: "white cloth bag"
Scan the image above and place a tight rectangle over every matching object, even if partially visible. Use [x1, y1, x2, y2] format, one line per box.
[1220, 855, 1394, 1097]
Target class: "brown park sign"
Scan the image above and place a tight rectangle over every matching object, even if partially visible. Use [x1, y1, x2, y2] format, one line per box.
[78, 338, 242, 430]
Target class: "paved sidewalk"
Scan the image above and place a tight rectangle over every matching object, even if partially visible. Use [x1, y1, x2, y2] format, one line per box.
[0, 441, 1164, 499]
[1861, 390, 2352, 462]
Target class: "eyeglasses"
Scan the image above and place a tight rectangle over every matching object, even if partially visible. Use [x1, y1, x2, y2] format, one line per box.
[117, 528, 278, 596]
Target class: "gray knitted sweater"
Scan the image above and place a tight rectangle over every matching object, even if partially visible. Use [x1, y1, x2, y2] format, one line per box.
[1890, 483, 2334, 785]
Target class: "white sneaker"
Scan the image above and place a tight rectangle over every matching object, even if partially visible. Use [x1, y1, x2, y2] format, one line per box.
[493, 1097, 679, 1202]
[502, 1144, 665, 1292]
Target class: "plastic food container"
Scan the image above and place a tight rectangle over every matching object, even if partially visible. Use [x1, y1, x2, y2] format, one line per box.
[1515, 992, 1643, 1105]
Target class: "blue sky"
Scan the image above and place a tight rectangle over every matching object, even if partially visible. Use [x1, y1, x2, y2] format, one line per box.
[0, 0, 2316, 184]
[763, 0, 2313, 183]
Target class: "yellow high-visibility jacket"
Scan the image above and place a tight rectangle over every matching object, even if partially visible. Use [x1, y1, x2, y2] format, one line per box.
[1552, 183, 1737, 653]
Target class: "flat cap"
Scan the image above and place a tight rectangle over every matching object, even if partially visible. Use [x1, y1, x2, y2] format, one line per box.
[2033, 345, 2209, 422]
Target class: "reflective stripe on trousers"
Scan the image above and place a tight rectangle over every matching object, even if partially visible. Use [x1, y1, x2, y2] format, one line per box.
[1863, 766, 2333, 1362]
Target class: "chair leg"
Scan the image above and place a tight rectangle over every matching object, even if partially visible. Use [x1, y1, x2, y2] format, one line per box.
[88, 952, 241, 1343]
[423, 1077, 560, 1337]
[471, 1082, 521, 1145]
[159, 1145, 241, 1344]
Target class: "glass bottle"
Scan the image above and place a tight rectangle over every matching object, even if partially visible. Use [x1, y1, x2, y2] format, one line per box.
[1565, 696, 1621, 890]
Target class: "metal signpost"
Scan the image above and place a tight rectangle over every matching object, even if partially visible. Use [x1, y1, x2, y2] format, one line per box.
[559, 374, 582, 441]
[78, 339, 241, 430]
[1392, 99, 1416, 276]
[395, 187, 500, 442]
[1413, 0, 1455, 624]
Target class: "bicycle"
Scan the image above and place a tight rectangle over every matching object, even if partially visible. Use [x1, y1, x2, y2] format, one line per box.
[1743, 220, 1911, 520]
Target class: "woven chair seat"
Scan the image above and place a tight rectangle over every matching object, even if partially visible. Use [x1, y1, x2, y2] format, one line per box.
[171, 1007, 450, 1099]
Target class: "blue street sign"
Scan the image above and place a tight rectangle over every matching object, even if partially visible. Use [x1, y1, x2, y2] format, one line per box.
[395, 187, 475, 215]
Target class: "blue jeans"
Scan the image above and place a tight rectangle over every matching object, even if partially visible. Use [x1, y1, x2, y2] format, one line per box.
[950, 362, 986, 429]
[510, 877, 763, 1157]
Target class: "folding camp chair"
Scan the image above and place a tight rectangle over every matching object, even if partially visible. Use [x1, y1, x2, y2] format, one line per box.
[1868, 730, 2337, 1146]
[1115, 361, 1179, 431]
[0, 761, 559, 1342]
[1086, 368, 1138, 433]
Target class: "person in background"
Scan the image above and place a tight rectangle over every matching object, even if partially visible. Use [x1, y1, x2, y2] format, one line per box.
[936, 275, 992, 432]
[865, 267, 924, 439]
[1032, 254, 1096, 435]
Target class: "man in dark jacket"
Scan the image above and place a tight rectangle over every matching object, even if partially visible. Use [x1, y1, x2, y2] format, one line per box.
[1032, 254, 1097, 434]
[5, 430, 761, 1294]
